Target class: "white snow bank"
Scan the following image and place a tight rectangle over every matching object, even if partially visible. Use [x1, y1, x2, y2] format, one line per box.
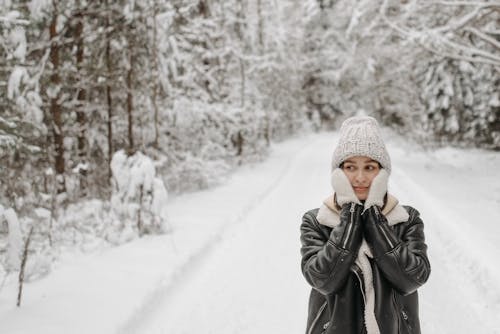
[385, 135, 500, 333]
[0, 130, 498, 334]
[0, 132, 315, 334]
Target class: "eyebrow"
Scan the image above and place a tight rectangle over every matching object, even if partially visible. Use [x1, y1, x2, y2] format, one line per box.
[344, 159, 378, 164]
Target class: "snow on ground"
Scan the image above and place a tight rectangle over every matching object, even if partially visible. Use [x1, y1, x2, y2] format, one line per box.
[385, 132, 500, 334]
[0, 130, 499, 334]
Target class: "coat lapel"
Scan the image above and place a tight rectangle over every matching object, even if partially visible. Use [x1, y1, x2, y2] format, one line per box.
[316, 193, 409, 228]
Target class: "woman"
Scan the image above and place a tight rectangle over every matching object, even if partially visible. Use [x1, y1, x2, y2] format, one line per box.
[300, 116, 430, 334]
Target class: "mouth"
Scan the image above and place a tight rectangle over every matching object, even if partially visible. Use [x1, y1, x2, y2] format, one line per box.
[353, 187, 368, 192]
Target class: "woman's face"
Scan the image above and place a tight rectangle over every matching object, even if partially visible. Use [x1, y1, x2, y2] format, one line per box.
[341, 156, 381, 200]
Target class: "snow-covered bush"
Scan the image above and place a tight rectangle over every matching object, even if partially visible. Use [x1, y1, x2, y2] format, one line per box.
[0, 205, 54, 283]
[155, 99, 270, 193]
[0, 206, 22, 273]
[164, 152, 232, 193]
[109, 150, 169, 242]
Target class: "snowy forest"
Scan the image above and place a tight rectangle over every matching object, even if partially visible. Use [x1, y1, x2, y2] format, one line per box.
[0, 0, 499, 330]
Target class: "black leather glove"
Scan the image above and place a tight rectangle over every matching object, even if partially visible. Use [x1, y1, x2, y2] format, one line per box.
[361, 206, 431, 295]
[362, 205, 400, 255]
[332, 202, 364, 253]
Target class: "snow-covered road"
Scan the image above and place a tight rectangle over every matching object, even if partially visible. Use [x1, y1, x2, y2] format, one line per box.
[122, 132, 500, 334]
[119, 132, 331, 334]
[1, 131, 498, 334]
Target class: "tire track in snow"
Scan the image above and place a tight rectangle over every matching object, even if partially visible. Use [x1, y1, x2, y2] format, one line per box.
[118, 132, 500, 334]
[391, 166, 500, 333]
[116, 134, 322, 334]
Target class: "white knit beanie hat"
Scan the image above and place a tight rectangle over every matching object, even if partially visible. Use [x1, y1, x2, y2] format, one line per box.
[331, 116, 391, 173]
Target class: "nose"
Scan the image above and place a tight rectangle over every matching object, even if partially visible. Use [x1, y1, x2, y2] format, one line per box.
[354, 170, 367, 184]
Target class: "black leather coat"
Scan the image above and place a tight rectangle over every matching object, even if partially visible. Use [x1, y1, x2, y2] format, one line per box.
[300, 205, 430, 334]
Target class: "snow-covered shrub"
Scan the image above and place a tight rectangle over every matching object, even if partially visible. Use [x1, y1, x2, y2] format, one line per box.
[0, 206, 53, 283]
[228, 106, 270, 162]
[164, 152, 231, 193]
[109, 150, 169, 241]
[0, 206, 22, 272]
[155, 99, 270, 193]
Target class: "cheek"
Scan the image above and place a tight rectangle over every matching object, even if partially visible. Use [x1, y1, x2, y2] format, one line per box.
[344, 172, 356, 185]
[367, 172, 379, 185]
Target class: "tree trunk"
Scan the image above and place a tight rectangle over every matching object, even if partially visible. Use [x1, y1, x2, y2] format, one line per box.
[151, 0, 160, 148]
[75, 3, 88, 197]
[198, 0, 210, 18]
[257, 0, 264, 54]
[105, 0, 113, 181]
[127, 39, 135, 154]
[49, 3, 66, 194]
[256, 0, 269, 145]
[137, 184, 144, 236]
[239, 60, 245, 107]
[236, 0, 246, 107]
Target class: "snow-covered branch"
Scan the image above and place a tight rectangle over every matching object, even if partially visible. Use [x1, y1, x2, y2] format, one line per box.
[437, 34, 500, 62]
[379, 0, 500, 67]
[430, 6, 483, 34]
[0, 15, 29, 25]
[464, 26, 500, 50]
[421, 1, 500, 6]
[417, 35, 500, 68]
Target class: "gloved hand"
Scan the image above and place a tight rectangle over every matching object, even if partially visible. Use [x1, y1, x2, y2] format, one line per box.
[331, 168, 361, 206]
[363, 169, 389, 212]
[362, 205, 400, 254]
[331, 202, 364, 252]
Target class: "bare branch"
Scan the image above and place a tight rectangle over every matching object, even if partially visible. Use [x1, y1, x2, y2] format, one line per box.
[17, 226, 34, 307]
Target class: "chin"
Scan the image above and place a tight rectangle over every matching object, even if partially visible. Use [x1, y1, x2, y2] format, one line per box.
[356, 194, 368, 201]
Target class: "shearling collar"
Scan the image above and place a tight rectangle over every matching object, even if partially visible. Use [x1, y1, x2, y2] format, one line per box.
[316, 193, 409, 228]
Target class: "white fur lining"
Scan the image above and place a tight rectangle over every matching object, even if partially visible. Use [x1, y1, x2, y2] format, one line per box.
[316, 202, 409, 228]
[316, 204, 340, 228]
[386, 205, 410, 226]
[355, 240, 380, 334]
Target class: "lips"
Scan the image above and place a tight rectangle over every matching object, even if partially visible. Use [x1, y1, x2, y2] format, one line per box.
[353, 187, 368, 192]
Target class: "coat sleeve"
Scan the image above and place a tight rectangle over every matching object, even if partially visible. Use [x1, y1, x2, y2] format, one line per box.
[300, 208, 361, 295]
[363, 206, 431, 295]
